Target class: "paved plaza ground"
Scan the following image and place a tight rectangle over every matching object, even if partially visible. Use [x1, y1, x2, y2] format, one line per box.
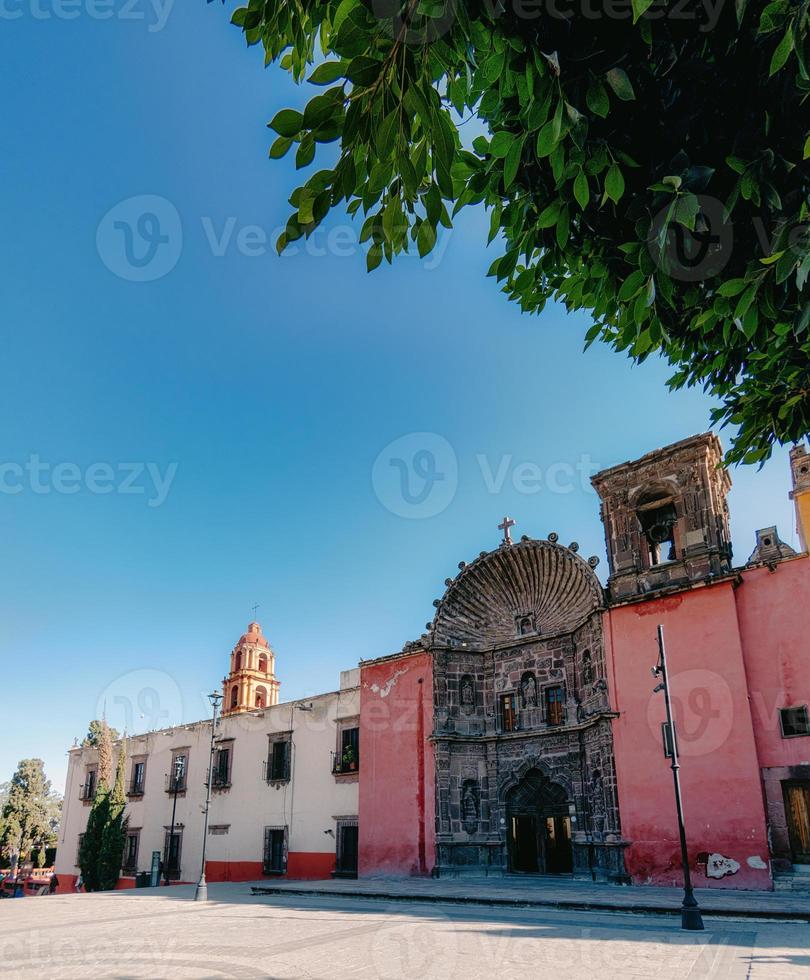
[0, 882, 809, 979]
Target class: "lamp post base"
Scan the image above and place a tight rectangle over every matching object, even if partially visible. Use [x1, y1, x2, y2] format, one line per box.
[194, 875, 208, 902]
[681, 906, 704, 931]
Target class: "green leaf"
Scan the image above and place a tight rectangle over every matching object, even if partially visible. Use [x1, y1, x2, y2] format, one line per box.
[308, 62, 347, 85]
[503, 135, 526, 190]
[605, 163, 625, 203]
[535, 120, 559, 158]
[346, 56, 380, 87]
[367, 243, 383, 272]
[295, 137, 316, 169]
[631, 0, 655, 22]
[605, 68, 635, 101]
[586, 80, 609, 118]
[269, 136, 293, 159]
[417, 220, 437, 258]
[716, 278, 748, 297]
[490, 131, 515, 159]
[269, 109, 304, 138]
[804, 134, 810, 160]
[769, 27, 794, 76]
[618, 270, 645, 302]
[556, 204, 570, 249]
[573, 170, 590, 210]
[537, 200, 561, 228]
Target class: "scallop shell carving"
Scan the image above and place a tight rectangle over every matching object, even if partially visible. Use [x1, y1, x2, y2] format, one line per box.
[431, 539, 603, 650]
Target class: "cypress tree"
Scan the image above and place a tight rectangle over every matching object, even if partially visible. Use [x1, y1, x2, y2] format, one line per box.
[78, 722, 125, 891]
[97, 741, 128, 890]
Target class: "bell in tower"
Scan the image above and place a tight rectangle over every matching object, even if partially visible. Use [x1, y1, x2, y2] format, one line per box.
[591, 433, 733, 599]
[221, 620, 281, 715]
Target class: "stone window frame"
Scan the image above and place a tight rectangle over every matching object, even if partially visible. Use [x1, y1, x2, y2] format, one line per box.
[127, 756, 147, 798]
[212, 737, 234, 791]
[780, 704, 810, 738]
[334, 716, 360, 776]
[266, 732, 292, 784]
[167, 748, 190, 795]
[122, 827, 140, 873]
[262, 824, 288, 874]
[542, 683, 567, 726]
[499, 691, 520, 733]
[81, 765, 98, 803]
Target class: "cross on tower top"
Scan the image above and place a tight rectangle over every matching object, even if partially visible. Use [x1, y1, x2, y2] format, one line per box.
[498, 516, 516, 545]
[251, 602, 260, 620]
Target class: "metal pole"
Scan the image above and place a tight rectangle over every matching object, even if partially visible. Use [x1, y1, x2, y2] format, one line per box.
[194, 692, 221, 902]
[656, 624, 704, 931]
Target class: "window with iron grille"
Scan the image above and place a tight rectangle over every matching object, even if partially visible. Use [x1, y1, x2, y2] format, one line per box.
[213, 745, 232, 787]
[122, 830, 140, 872]
[263, 827, 287, 874]
[500, 693, 519, 733]
[267, 739, 291, 782]
[334, 727, 359, 773]
[780, 705, 810, 738]
[75, 833, 84, 867]
[129, 760, 146, 796]
[166, 752, 187, 793]
[545, 685, 566, 726]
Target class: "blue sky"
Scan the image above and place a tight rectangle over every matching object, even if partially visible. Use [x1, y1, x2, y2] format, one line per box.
[0, 4, 798, 792]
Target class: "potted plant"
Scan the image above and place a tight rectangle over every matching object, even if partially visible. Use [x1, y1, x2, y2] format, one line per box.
[341, 745, 356, 772]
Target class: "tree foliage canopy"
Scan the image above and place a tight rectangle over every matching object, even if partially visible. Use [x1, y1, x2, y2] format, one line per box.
[82, 719, 120, 750]
[1, 759, 61, 869]
[220, 0, 809, 463]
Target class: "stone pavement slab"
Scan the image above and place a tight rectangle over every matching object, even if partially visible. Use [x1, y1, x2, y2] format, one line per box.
[249, 875, 810, 921]
[1, 883, 809, 979]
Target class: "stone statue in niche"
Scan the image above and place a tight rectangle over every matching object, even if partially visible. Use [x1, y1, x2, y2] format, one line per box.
[460, 675, 475, 715]
[582, 650, 594, 687]
[520, 672, 538, 709]
[461, 779, 479, 835]
[590, 768, 606, 836]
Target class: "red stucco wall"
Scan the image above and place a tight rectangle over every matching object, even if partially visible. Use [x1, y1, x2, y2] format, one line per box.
[359, 651, 435, 877]
[604, 582, 772, 889]
[734, 557, 810, 767]
[206, 853, 335, 882]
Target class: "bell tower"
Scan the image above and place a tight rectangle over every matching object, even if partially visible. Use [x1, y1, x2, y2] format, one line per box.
[592, 433, 733, 599]
[221, 621, 280, 715]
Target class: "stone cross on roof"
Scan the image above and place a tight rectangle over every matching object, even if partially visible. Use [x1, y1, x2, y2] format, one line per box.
[498, 516, 516, 545]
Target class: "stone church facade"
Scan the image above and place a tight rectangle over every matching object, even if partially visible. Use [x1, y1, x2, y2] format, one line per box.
[429, 539, 626, 881]
[360, 433, 810, 889]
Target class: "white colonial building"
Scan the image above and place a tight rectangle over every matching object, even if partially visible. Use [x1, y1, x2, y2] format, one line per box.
[55, 622, 360, 889]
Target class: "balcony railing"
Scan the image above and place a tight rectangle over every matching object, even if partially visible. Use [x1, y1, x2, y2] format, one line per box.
[164, 775, 186, 794]
[331, 751, 359, 775]
[127, 780, 145, 797]
[78, 782, 97, 801]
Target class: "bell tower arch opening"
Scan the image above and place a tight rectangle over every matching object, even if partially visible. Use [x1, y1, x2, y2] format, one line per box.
[221, 620, 281, 715]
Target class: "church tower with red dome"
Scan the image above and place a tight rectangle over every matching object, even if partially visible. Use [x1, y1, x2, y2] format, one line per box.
[221, 621, 280, 715]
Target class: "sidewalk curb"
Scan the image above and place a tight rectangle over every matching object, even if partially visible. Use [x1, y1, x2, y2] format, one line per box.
[249, 885, 810, 922]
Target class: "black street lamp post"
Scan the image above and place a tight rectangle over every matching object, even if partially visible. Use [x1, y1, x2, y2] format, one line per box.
[165, 755, 184, 886]
[653, 624, 704, 931]
[194, 690, 223, 902]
